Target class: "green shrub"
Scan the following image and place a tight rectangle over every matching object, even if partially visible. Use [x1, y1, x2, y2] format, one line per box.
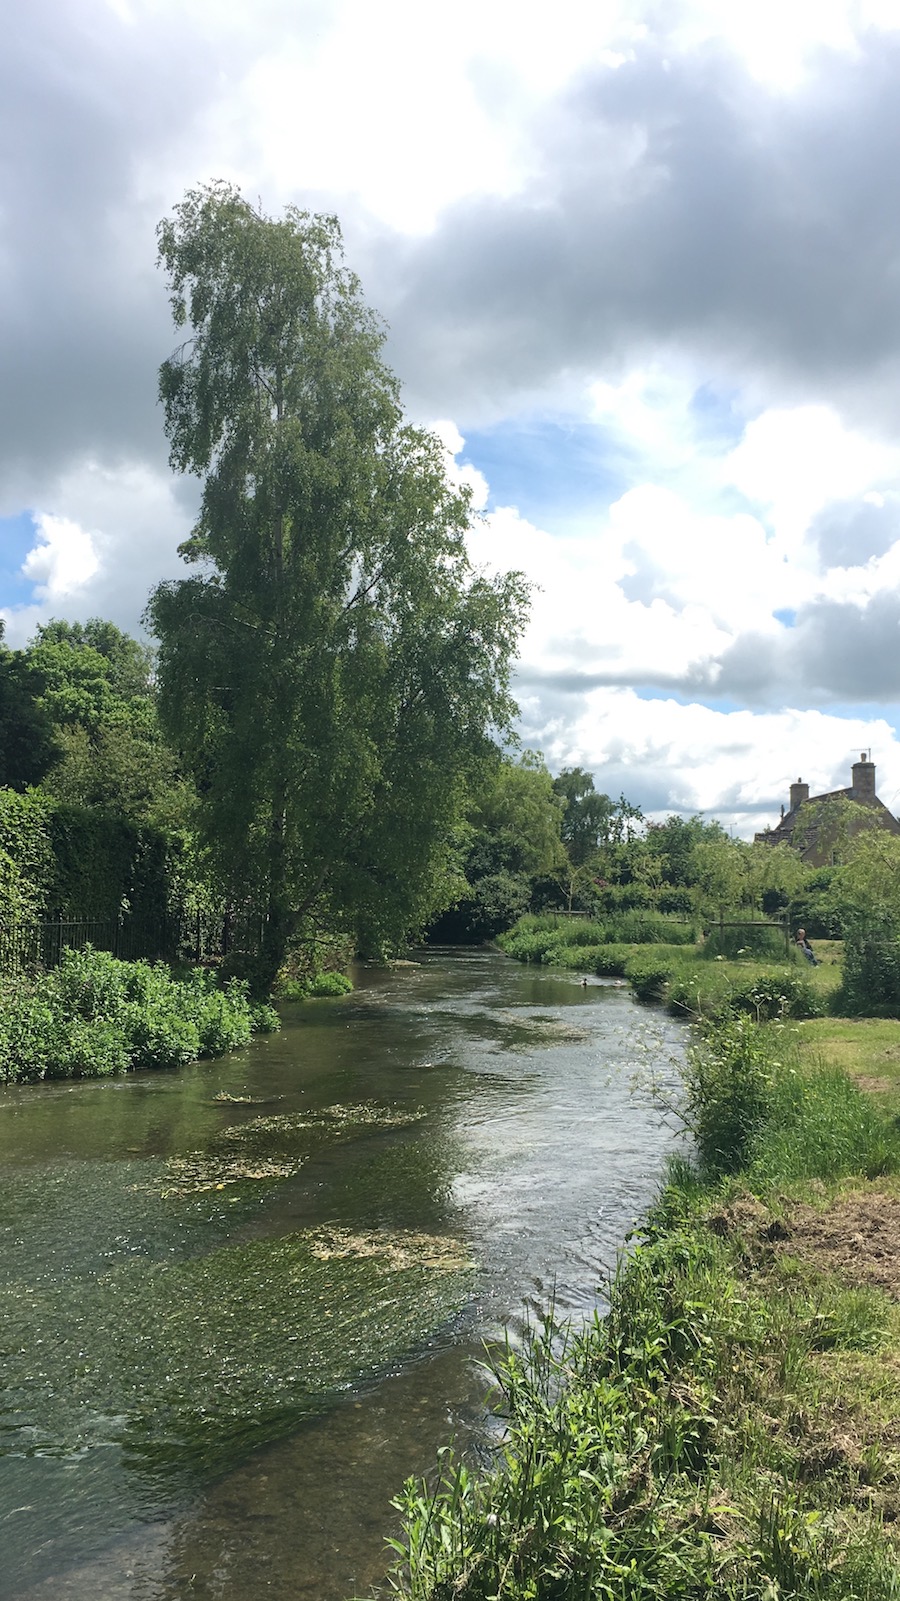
[496, 927, 561, 963]
[307, 971, 353, 996]
[702, 922, 790, 962]
[749, 1062, 900, 1186]
[276, 970, 353, 999]
[0, 945, 278, 1084]
[551, 943, 607, 971]
[835, 911, 900, 1017]
[624, 954, 679, 1002]
[249, 1000, 281, 1031]
[593, 944, 632, 975]
[607, 912, 697, 945]
[682, 1016, 776, 1175]
[727, 970, 824, 1021]
[129, 1011, 201, 1070]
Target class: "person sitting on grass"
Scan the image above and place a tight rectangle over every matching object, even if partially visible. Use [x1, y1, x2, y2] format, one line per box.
[795, 927, 819, 965]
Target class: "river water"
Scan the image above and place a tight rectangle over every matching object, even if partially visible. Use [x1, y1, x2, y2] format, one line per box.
[0, 949, 685, 1601]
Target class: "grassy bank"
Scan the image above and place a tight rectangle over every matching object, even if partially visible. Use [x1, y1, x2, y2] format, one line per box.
[0, 945, 280, 1083]
[381, 944, 900, 1597]
[498, 913, 842, 1021]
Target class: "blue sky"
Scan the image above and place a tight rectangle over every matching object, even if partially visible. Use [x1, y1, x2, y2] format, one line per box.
[460, 417, 629, 529]
[5, 0, 900, 832]
[0, 513, 37, 607]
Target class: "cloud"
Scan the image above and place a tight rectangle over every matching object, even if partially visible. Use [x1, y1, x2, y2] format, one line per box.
[516, 686, 900, 831]
[21, 514, 101, 601]
[0, 462, 192, 647]
[6, 1, 900, 834]
[374, 34, 900, 429]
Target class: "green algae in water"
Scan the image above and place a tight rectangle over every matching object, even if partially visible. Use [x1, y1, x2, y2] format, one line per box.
[0, 1228, 475, 1486]
[217, 1102, 426, 1148]
[152, 1153, 305, 1196]
[140, 1104, 426, 1197]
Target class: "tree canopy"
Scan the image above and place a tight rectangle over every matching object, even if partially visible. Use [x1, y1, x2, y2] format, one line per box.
[148, 183, 528, 982]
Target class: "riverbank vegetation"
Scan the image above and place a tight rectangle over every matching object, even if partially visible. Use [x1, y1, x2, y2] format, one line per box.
[384, 998, 900, 1599]
[497, 912, 842, 1021]
[0, 945, 279, 1083]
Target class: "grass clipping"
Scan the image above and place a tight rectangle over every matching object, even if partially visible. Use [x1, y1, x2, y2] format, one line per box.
[149, 1102, 426, 1196]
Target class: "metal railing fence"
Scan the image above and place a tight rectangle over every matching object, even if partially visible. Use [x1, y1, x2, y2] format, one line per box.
[0, 908, 267, 977]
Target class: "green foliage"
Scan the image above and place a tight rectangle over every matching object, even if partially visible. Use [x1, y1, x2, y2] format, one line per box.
[307, 971, 353, 996]
[431, 753, 566, 942]
[551, 767, 642, 864]
[48, 803, 171, 922]
[0, 946, 277, 1084]
[748, 1062, 900, 1186]
[249, 1000, 281, 1031]
[277, 969, 354, 999]
[666, 964, 823, 1024]
[149, 182, 528, 986]
[498, 912, 696, 965]
[682, 1016, 779, 1174]
[0, 788, 55, 921]
[832, 832, 900, 1015]
[0, 646, 58, 788]
[702, 920, 790, 961]
[837, 911, 900, 1016]
[681, 1017, 900, 1187]
[623, 951, 678, 1001]
[726, 970, 824, 1021]
[389, 1222, 900, 1599]
[272, 930, 354, 999]
[34, 619, 153, 700]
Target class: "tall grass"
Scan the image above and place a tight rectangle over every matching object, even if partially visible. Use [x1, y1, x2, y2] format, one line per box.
[680, 1015, 900, 1188]
[388, 1221, 900, 1599]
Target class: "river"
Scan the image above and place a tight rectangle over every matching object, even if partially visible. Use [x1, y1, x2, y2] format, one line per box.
[0, 948, 685, 1600]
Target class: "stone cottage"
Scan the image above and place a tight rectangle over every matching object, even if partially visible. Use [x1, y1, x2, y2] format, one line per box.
[754, 754, 900, 865]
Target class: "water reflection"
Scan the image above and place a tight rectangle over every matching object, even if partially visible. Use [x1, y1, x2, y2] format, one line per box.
[0, 949, 684, 1600]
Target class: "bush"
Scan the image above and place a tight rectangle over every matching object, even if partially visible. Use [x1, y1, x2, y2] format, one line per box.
[550, 942, 606, 971]
[749, 1062, 900, 1186]
[0, 945, 278, 1084]
[607, 912, 697, 945]
[702, 922, 790, 962]
[496, 927, 561, 963]
[129, 1011, 201, 1070]
[307, 971, 353, 997]
[835, 912, 900, 1016]
[276, 970, 353, 1000]
[624, 952, 678, 1002]
[593, 944, 632, 975]
[682, 1016, 776, 1175]
[727, 970, 824, 1022]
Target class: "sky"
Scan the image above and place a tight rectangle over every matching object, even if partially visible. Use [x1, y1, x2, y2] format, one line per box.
[4, 1, 900, 833]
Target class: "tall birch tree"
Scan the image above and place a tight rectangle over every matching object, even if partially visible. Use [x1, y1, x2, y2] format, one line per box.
[148, 183, 527, 986]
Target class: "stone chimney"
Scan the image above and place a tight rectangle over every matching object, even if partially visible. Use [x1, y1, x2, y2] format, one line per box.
[789, 779, 809, 812]
[851, 752, 876, 802]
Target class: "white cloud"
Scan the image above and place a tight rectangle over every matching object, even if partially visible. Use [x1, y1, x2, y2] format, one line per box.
[21, 514, 101, 600]
[724, 405, 900, 552]
[2, 462, 192, 646]
[521, 686, 900, 832]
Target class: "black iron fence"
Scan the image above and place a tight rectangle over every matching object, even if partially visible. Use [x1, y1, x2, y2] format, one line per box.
[0, 908, 267, 978]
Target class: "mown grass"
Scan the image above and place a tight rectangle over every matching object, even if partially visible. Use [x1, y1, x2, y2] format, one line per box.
[796, 1018, 900, 1114]
[379, 949, 900, 1599]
